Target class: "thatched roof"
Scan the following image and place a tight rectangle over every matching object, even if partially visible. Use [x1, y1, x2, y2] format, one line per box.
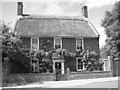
[15, 15, 99, 37]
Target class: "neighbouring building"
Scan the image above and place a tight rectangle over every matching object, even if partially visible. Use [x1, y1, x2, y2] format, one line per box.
[15, 2, 100, 73]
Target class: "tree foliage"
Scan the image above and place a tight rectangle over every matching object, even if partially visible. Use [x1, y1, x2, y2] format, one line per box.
[1, 22, 54, 73]
[84, 51, 103, 71]
[1, 22, 32, 73]
[101, 1, 120, 60]
[100, 45, 109, 59]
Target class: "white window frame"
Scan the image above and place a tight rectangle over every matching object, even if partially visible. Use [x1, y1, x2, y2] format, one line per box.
[76, 38, 84, 51]
[54, 37, 62, 49]
[76, 57, 85, 71]
[31, 37, 39, 51]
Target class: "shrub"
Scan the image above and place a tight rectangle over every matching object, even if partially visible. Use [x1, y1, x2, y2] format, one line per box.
[84, 51, 104, 71]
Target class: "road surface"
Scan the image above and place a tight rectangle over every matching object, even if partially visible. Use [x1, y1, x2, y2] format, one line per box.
[65, 80, 119, 88]
[2, 77, 119, 89]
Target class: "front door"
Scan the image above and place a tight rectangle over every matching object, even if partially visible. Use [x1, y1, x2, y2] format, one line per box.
[53, 60, 66, 81]
[55, 62, 61, 73]
[55, 62, 63, 81]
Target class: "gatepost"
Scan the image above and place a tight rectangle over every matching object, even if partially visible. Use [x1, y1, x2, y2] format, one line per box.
[110, 56, 114, 76]
[110, 56, 120, 76]
[67, 68, 70, 80]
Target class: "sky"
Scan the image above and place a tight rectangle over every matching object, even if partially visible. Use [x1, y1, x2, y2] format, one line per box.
[1, 0, 119, 48]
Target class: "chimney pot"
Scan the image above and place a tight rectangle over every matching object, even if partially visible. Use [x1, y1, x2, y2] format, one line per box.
[17, 2, 23, 16]
[82, 6, 88, 18]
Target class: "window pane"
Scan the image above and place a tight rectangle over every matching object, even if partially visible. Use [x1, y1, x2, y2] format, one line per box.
[77, 39, 82, 45]
[32, 38, 38, 51]
[77, 40, 81, 45]
[32, 38, 38, 44]
[55, 45, 61, 49]
[77, 58, 83, 69]
[32, 45, 38, 51]
[78, 65, 83, 69]
[77, 46, 82, 50]
[55, 38, 61, 45]
[78, 58, 81, 63]
[76, 39, 83, 50]
[54, 38, 62, 49]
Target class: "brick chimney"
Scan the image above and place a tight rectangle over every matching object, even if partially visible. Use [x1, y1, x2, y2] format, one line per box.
[17, 2, 23, 16]
[82, 6, 88, 18]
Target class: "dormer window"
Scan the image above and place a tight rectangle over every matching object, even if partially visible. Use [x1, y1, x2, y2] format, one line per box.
[54, 37, 62, 49]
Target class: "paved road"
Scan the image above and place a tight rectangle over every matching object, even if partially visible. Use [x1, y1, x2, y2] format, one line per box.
[2, 88, 118, 90]
[2, 77, 119, 89]
[1, 88, 119, 90]
[2, 80, 119, 89]
[65, 80, 119, 88]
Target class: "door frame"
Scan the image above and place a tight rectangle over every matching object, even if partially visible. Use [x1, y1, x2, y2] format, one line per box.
[53, 60, 64, 74]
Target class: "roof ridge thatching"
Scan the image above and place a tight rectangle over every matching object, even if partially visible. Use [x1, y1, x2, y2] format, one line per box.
[20, 15, 85, 21]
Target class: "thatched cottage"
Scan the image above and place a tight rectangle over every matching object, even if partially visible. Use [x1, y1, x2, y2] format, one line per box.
[15, 2, 100, 74]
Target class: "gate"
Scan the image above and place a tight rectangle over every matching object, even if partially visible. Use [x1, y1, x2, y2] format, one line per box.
[55, 69, 67, 81]
[55, 63, 70, 81]
[53, 60, 70, 81]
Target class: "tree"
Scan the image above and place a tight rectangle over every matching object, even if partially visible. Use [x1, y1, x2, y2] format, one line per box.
[100, 45, 109, 59]
[2, 22, 20, 61]
[101, 1, 120, 60]
[1, 21, 31, 73]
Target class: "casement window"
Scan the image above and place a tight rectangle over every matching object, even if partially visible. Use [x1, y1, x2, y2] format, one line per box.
[54, 37, 62, 49]
[76, 58, 85, 71]
[76, 38, 83, 51]
[31, 37, 39, 51]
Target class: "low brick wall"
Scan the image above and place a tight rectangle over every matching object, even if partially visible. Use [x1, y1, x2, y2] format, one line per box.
[3, 71, 112, 86]
[69, 71, 111, 80]
[10, 73, 55, 81]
